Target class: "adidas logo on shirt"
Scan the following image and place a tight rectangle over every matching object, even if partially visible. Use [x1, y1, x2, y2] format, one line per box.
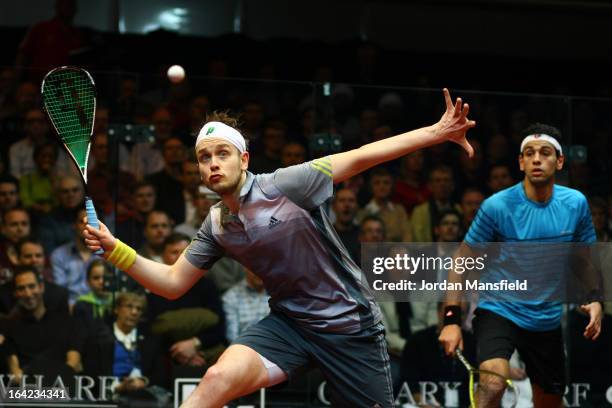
[268, 216, 282, 229]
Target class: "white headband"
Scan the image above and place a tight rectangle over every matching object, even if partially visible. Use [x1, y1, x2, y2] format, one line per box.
[196, 121, 246, 153]
[520, 134, 563, 155]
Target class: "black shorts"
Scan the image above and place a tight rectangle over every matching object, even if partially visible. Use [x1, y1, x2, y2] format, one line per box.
[472, 307, 566, 395]
[234, 312, 394, 408]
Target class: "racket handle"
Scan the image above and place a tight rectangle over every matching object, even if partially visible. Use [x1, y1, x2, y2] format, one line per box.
[85, 196, 104, 255]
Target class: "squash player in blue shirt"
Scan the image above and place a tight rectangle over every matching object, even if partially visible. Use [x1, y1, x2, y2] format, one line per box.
[439, 123, 602, 408]
[84, 89, 476, 408]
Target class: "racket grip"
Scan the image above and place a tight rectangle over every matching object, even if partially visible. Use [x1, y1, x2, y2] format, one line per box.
[85, 196, 104, 255]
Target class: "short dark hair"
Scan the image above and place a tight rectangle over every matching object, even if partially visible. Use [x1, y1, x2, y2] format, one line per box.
[163, 232, 190, 249]
[33, 141, 58, 162]
[521, 123, 562, 140]
[12, 265, 43, 286]
[428, 165, 453, 181]
[589, 196, 608, 214]
[146, 210, 171, 226]
[86, 259, 112, 280]
[0, 175, 18, 190]
[360, 215, 386, 234]
[369, 167, 392, 180]
[2, 207, 29, 225]
[115, 291, 147, 311]
[15, 236, 44, 257]
[133, 180, 156, 193]
[434, 208, 462, 227]
[461, 187, 484, 199]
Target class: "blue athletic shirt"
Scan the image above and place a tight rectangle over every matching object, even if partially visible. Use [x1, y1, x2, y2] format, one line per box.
[464, 182, 596, 331]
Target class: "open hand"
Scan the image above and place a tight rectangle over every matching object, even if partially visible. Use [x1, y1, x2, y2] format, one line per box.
[580, 302, 602, 340]
[433, 88, 476, 157]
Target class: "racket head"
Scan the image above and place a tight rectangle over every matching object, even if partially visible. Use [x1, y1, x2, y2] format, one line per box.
[455, 350, 519, 408]
[41, 66, 96, 181]
[472, 369, 519, 408]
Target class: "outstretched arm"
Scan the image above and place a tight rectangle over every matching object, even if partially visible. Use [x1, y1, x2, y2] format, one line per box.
[83, 220, 204, 299]
[330, 88, 475, 184]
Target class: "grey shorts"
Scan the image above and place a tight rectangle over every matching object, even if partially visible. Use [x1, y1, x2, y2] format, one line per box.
[234, 312, 394, 408]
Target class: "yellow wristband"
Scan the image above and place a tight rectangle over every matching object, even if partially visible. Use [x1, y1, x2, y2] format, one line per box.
[107, 239, 137, 271]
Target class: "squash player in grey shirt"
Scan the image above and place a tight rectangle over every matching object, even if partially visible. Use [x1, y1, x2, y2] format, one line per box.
[84, 89, 476, 408]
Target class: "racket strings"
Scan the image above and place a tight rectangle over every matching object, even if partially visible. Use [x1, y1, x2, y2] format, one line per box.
[42, 69, 95, 168]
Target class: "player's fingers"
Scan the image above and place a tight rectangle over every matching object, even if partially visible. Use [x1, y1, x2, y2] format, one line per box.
[85, 224, 104, 238]
[462, 103, 470, 118]
[97, 219, 110, 232]
[454, 98, 462, 117]
[460, 138, 474, 158]
[443, 88, 453, 110]
[592, 326, 601, 340]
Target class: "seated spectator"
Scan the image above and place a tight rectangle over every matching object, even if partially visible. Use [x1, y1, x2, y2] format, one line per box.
[175, 186, 217, 238]
[359, 215, 385, 245]
[358, 218, 406, 393]
[147, 233, 225, 369]
[146, 137, 186, 224]
[359, 167, 411, 242]
[460, 187, 485, 233]
[240, 101, 265, 150]
[116, 181, 157, 249]
[139, 210, 172, 262]
[9, 108, 51, 179]
[130, 106, 174, 180]
[411, 165, 461, 242]
[15, 236, 52, 281]
[249, 121, 286, 173]
[73, 259, 112, 325]
[487, 163, 514, 194]
[3, 266, 82, 386]
[0, 176, 20, 218]
[0, 81, 38, 147]
[0, 207, 31, 282]
[485, 133, 511, 167]
[19, 141, 59, 215]
[280, 141, 306, 167]
[411, 209, 463, 334]
[82, 291, 169, 405]
[222, 268, 269, 343]
[37, 175, 84, 254]
[401, 303, 476, 407]
[51, 208, 99, 305]
[0, 237, 69, 317]
[590, 196, 610, 242]
[87, 132, 136, 220]
[393, 150, 430, 214]
[456, 139, 486, 192]
[180, 159, 202, 229]
[332, 188, 361, 264]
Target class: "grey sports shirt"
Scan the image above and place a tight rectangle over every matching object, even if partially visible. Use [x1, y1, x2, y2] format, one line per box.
[184, 157, 382, 333]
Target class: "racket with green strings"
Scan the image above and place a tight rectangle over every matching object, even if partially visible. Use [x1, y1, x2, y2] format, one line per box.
[456, 349, 518, 408]
[41, 66, 103, 254]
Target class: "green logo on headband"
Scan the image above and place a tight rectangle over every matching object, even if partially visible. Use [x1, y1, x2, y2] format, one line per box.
[206, 127, 215, 135]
